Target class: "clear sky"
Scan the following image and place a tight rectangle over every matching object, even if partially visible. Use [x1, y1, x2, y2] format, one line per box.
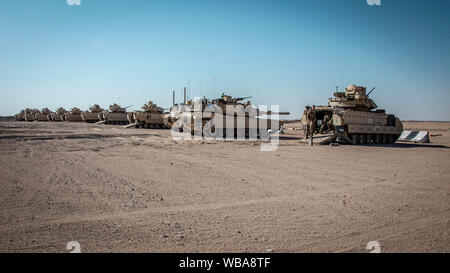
[1, 0, 449, 120]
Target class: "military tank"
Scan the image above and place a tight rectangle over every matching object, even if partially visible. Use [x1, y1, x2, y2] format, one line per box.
[65, 107, 84, 122]
[35, 107, 52, 121]
[131, 101, 168, 129]
[169, 94, 289, 139]
[15, 110, 26, 121]
[24, 108, 39, 121]
[300, 84, 403, 144]
[103, 104, 131, 125]
[82, 104, 104, 123]
[51, 107, 68, 121]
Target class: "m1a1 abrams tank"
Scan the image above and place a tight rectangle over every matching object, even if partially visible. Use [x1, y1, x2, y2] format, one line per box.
[15, 110, 26, 121]
[103, 104, 131, 125]
[24, 108, 39, 121]
[51, 107, 68, 121]
[300, 84, 403, 145]
[131, 101, 168, 129]
[35, 108, 53, 121]
[65, 107, 84, 122]
[81, 104, 104, 123]
[170, 94, 289, 139]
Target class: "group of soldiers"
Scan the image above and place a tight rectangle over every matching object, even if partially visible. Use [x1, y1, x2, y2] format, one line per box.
[304, 105, 333, 140]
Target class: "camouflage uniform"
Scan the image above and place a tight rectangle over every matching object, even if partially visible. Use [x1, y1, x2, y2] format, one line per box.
[319, 114, 332, 134]
[306, 108, 316, 139]
[304, 107, 310, 139]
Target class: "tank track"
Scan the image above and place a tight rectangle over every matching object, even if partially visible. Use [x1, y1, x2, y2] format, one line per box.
[337, 131, 400, 145]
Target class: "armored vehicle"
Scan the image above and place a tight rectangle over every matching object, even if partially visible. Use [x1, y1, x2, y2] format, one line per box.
[82, 104, 104, 123]
[65, 107, 84, 122]
[15, 110, 26, 121]
[24, 108, 39, 121]
[103, 104, 131, 125]
[301, 84, 403, 144]
[131, 101, 168, 129]
[51, 107, 68, 121]
[35, 108, 52, 121]
[170, 94, 289, 139]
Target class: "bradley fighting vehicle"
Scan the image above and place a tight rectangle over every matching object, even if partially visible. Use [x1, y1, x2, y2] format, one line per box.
[24, 108, 39, 121]
[82, 104, 104, 123]
[65, 107, 84, 122]
[130, 101, 168, 129]
[51, 107, 68, 121]
[15, 110, 26, 121]
[103, 104, 132, 125]
[168, 94, 289, 139]
[301, 84, 403, 144]
[35, 108, 53, 121]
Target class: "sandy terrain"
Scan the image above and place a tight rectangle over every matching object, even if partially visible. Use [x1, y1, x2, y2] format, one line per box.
[0, 121, 449, 253]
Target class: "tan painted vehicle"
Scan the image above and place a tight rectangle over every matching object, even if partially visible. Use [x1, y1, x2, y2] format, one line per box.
[24, 108, 39, 121]
[103, 104, 131, 125]
[65, 107, 84, 122]
[82, 104, 104, 123]
[15, 110, 26, 121]
[301, 84, 403, 144]
[51, 107, 68, 121]
[35, 108, 52, 121]
[169, 94, 289, 139]
[131, 101, 168, 129]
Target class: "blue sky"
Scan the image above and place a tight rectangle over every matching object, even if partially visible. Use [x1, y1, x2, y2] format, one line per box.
[1, 0, 449, 120]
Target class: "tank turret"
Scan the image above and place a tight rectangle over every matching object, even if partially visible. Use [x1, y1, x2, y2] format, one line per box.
[56, 107, 68, 115]
[89, 104, 104, 113]
[141, 101, 163, 113]
[109, 103, 130, 113]
[41, 107, 52, 115]
[329, 84, 377, 110]
[212, 94, 252, 106]
[70, 107, 82, 114]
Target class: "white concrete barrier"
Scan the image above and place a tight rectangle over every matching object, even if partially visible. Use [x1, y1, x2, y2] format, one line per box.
[398, 131, 430, 143]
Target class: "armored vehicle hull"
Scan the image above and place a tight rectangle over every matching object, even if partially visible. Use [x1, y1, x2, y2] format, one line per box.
[50, 113, 66, 121]
[335, 109, 402, 144]
[103, 112, 130, 125]
[36, 114, 51, 121]
[65, 113, 83, 122]
[191, 113, 282, 139]
[24, 114, 35, 121]
[81, 112, 103, 123]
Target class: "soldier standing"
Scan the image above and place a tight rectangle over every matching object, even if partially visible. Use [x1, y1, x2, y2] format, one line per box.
[304, 106, 311, 139]
[306, 105, 317, 140]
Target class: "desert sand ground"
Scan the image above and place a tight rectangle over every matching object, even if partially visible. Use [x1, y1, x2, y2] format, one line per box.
[0, 120, 449, 253]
